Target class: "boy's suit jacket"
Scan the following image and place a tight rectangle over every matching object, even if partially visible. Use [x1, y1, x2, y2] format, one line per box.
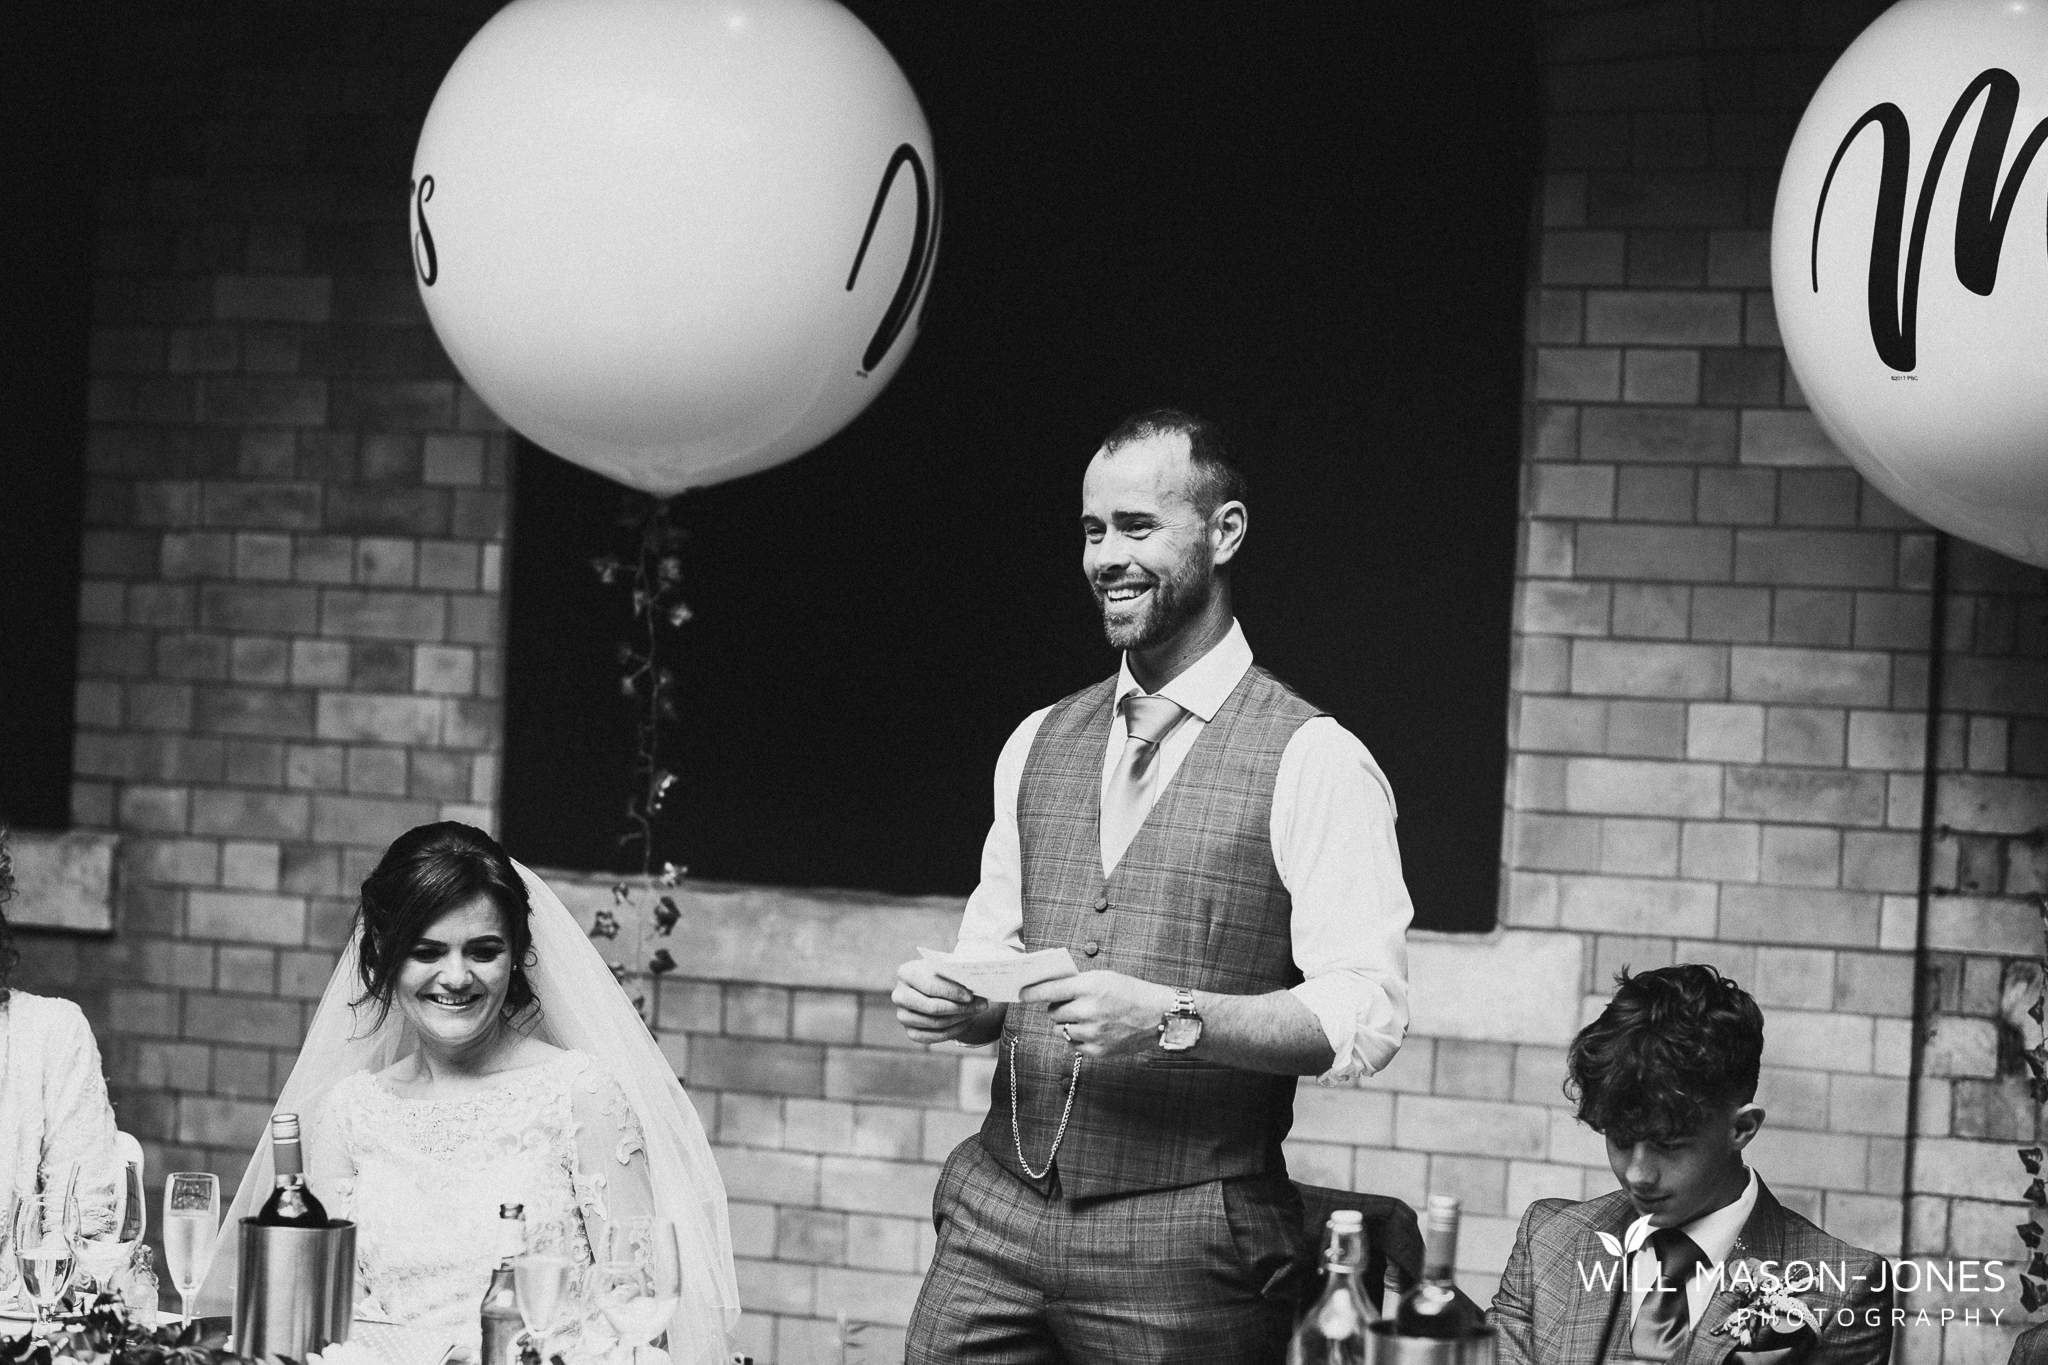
[1490, 1179, 1892, 1365]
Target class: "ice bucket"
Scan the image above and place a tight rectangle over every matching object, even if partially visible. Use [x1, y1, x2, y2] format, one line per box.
[232, 1218, 356, 1360]
[1366, 1323, 1498, 1365]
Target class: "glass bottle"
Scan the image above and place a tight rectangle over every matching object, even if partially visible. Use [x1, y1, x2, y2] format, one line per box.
[1288, 1208, 1377, 1365]
[1393, 1195, 1484, 1339]
[255, 1113, 330, 1226]
[119, 1245, 160, 1330]
[480, 1204, 527, 1365]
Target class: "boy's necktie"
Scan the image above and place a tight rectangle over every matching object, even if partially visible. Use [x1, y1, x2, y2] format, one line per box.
[1631, 1227, 1708, 1361]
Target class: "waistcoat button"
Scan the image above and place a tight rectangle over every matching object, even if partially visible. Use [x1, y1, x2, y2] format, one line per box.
[1082, 940, 1100, 957]
[1093, 896, 1109, 912]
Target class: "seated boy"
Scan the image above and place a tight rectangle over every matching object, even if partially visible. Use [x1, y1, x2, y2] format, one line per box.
[1491, 964, 1891, 1365]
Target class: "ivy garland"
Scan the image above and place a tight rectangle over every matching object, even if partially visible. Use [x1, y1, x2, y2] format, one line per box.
[2016, 898, 2048, 1313]
[588, 495, 693, 880]
[585, 495, 693, 1013]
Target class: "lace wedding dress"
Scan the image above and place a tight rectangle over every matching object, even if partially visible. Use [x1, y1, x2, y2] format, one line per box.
[199, 864, 737, 1365]
[311, 1050, 651, 1354]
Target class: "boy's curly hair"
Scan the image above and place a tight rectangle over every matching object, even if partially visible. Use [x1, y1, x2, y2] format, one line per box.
[0, 829, 18, 1005]
[1565, 963, 1763, 1145]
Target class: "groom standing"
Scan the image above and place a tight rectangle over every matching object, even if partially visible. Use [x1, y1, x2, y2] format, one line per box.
[893, 409, 1412, 1363]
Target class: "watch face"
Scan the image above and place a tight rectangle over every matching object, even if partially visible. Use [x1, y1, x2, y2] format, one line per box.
[1160, 1014, 1202, 1051]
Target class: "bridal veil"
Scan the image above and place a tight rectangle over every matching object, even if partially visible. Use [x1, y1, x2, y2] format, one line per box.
[197, 863, 740, 1365]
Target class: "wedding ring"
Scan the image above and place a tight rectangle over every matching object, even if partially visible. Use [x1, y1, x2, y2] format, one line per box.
[1059, 1023, 1075, 1046]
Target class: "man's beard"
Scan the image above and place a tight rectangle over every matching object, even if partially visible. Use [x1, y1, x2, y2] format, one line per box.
[1095, 558, 1211, 652]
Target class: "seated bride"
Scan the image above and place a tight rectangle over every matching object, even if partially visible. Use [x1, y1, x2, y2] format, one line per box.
[198, 822, 737, 1364]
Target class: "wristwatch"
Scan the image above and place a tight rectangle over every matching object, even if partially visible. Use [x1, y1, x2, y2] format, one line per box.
[1157, 988, 1203, 1052]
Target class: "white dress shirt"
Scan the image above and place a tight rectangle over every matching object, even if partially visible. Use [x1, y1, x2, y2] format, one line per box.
[955, 621, 1412, 1084]
[0, 991, 121, 1299]
[1625, 1167, 1761, 1330]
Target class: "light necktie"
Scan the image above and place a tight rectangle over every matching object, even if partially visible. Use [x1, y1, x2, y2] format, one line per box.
[1630, 1227, 1708, 1361]
[1101, 692, 1188, 873]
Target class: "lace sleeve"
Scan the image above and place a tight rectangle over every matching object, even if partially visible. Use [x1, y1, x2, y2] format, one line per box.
[40, 1000, 120, 1239]
[305, 1079, 360, 1221]
[305, 1076, 389, 1319]
[567, 1061, 656, 1259]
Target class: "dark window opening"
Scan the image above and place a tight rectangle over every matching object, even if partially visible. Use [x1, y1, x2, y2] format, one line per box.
[502, 2, 1536, 932]
[0, 0, 95, 833]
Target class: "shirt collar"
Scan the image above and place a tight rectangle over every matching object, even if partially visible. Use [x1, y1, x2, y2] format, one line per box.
[1622, 1167, 1759, 1267]
[1112, 619, 1253, 723]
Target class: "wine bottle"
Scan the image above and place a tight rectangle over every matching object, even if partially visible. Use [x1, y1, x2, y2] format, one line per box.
[1287, 1208, 1377, 1365]
[480, 1203, 527, 1365]
[255, 1113, 330, 1226]
[1393, 1194, 1484, 1339]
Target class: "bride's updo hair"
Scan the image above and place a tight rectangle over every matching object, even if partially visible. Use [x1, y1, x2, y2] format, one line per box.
[355, 822, 537, 1025]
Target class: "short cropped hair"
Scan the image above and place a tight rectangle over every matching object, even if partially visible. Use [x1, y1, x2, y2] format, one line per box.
[1100, 407, 1247, 516]
[1566, 963, 1764, 1145]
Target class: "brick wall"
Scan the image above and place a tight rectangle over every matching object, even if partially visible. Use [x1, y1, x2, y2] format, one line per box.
[1516, 0, 1922, 1261]
[666, 975, 971, 1364]
[15, 0, 506, 1202]
[1902, 541, 2048, 1363]
[13, 2, 2048, 1364]
[1497, 2, 2048, 1361]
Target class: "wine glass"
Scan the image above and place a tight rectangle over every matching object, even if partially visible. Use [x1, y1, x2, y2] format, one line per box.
[118, 1160, 147, 1259]
[77, 1160, 148, 1292]
[512, 1252, 572, 1357]
[13, 1192, 79, 1326]
[161, 1173, 219, 1324]
[588, 1218, 679, 1363]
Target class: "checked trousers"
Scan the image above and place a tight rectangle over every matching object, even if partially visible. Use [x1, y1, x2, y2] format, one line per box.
[904, 1139, 1306, 1365]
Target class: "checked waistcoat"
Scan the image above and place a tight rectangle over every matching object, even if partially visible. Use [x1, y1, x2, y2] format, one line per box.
[979, 665, 1323, 1200]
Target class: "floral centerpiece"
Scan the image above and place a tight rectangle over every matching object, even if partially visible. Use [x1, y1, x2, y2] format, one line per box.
[0, 1282, 382, 1365]
[0, 1293, 235, 1365]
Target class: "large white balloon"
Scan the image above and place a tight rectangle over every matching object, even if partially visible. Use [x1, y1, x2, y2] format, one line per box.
[410, 0, 939, 495]
[1772, 0, 2048, 567]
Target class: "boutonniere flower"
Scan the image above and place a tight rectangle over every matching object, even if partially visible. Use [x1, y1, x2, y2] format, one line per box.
[1712, 1259, 1822, 1348]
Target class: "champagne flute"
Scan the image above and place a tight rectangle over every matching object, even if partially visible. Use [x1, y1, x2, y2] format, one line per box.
[13, 1193, 77, 1326]
[161, 1173, 219, 1324]
[589, 1218, 680, 1362]
[512, 1253, 572, 1357]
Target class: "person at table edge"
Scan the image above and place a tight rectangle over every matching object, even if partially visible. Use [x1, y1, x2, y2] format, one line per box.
[892, 407, 1413, 1363]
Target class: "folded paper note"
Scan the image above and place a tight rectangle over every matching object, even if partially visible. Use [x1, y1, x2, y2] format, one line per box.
[917, 946, 1080, 1002]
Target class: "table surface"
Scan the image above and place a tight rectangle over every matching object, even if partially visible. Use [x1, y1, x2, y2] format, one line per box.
[0, 1310, 456, 1365]
[345, 1319, 459, 1365]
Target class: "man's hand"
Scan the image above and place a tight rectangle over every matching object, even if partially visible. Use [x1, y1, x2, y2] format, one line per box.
[893, 957, 1000, 1046]
[1020, 971, 1176, 1059]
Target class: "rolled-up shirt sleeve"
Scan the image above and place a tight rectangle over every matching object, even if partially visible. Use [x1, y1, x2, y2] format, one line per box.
[952, 706, 1050, 957]
[1274, 717, 1412, 1086]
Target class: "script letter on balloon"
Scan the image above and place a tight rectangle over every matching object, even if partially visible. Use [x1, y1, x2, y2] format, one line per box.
[1772, 0, 2048, 567]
